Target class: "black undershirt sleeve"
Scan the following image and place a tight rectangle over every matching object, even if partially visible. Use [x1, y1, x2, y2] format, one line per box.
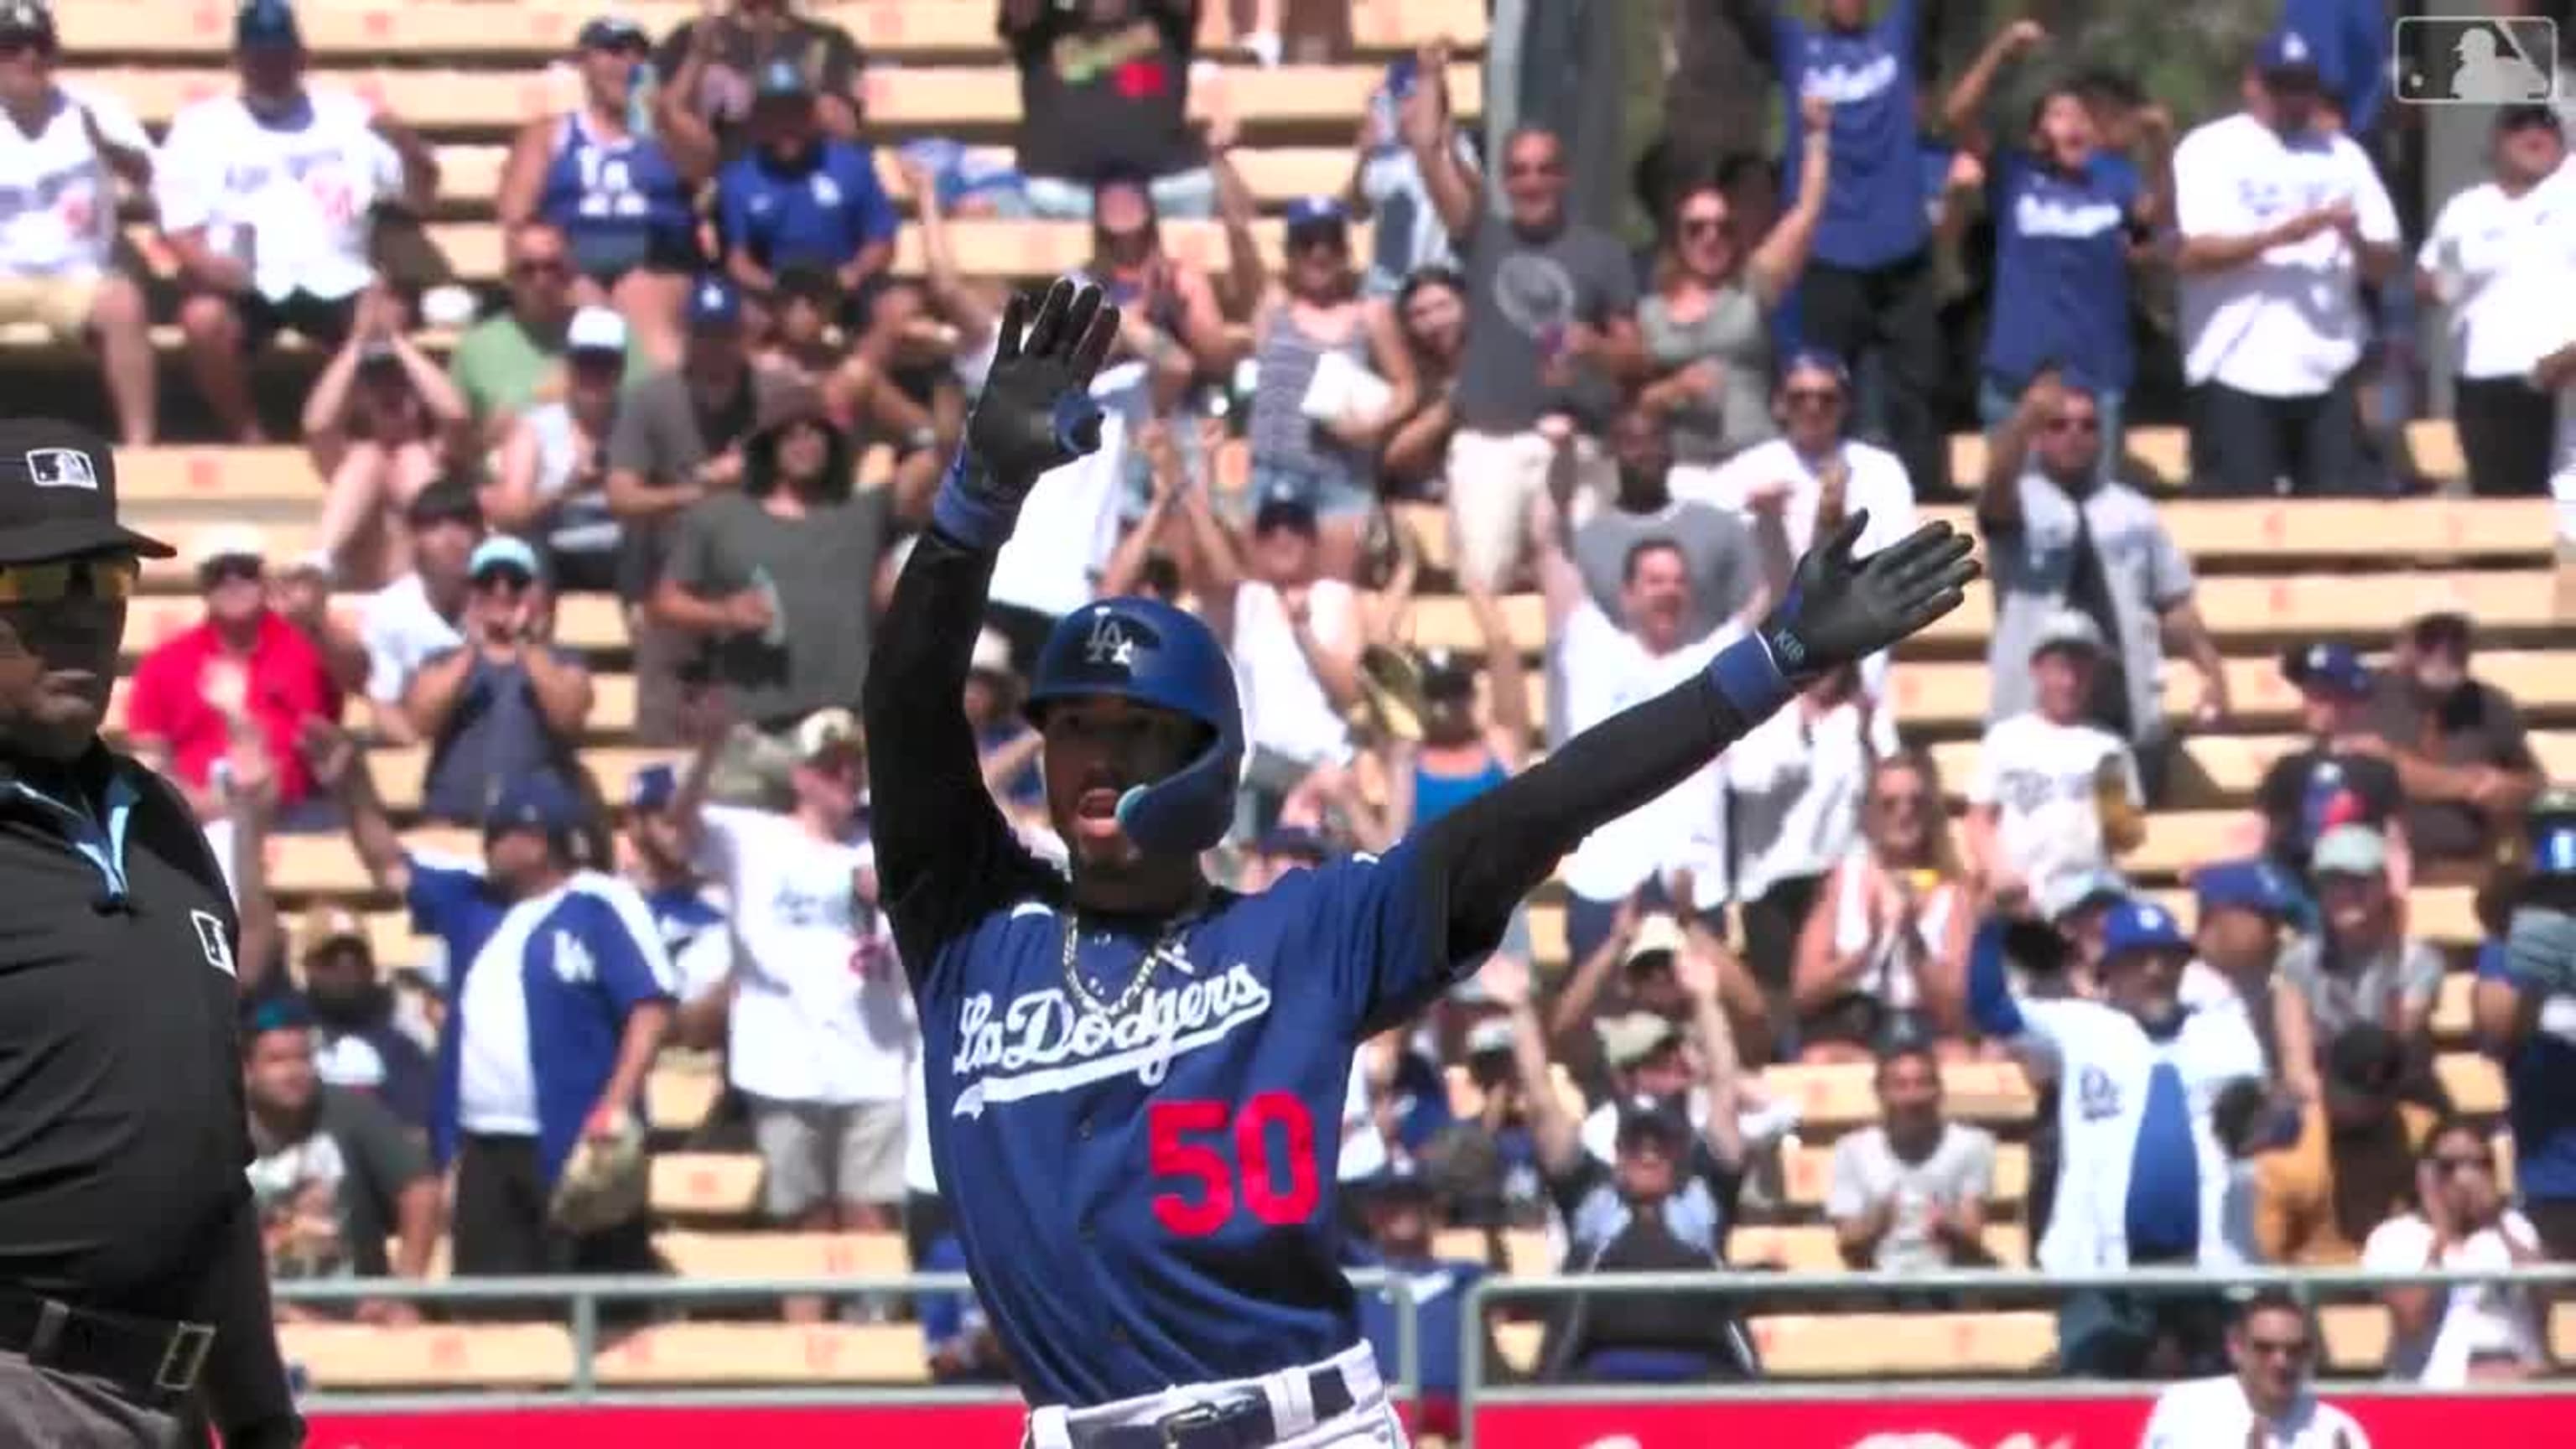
[1412, 671, 1759, 968]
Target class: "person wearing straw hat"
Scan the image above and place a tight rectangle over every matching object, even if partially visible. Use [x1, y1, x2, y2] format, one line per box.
[0, 418, 301, 1444]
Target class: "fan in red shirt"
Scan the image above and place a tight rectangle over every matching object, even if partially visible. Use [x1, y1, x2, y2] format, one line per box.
[124, 526, 342, 820]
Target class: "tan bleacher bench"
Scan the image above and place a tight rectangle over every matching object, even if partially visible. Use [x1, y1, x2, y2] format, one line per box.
[58, 0, 1482, 60]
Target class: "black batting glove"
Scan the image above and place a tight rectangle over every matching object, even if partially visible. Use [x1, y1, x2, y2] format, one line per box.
[932, 278, 1122, 552]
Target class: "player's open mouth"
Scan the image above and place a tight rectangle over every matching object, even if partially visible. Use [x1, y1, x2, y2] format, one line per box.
[1074, 787, 1124, 834]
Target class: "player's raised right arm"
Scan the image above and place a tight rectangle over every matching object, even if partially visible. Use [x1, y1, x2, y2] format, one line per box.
[863, 280, 1121, 955]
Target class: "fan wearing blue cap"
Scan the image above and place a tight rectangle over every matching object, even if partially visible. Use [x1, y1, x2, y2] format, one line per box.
[657, 0, 865, 154]
[2177, 857, 2318, 1091]
[1239, 194, 1395, 538]
[617, 761, 732, 1045]
[309, 722, 677, 1288]
[404, 538, 595, 828]
[159, 0, 434, 442]
[2257, 641, 2407, 884]
[711, 56, 898, 333]
[1970, 894, 2267, 1374]
[865, 279, 1976, 1430]
[2168, 24, 2399, 499]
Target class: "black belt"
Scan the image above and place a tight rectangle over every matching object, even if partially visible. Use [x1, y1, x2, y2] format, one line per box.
[0, 1285, 216, 1407]
[1046, 1366, 1358, 1449]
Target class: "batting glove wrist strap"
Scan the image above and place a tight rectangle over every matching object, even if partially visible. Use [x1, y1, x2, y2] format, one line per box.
[1708, 632, 1794, 720]
[931, 449, 1020, 553]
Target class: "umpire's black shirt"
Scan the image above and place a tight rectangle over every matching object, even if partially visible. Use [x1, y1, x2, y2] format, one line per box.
[0, 744, 292, 1425]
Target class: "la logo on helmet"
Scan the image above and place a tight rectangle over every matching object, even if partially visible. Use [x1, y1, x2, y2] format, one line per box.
[1083, 610, 1137, 669]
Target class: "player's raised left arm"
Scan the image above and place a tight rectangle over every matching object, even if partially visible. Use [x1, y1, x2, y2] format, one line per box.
[865, 280, 1121, 959]
[1341, 515, 1977, 1033]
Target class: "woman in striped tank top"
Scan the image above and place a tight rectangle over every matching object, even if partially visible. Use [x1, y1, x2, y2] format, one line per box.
[1221, 142, 1414, 579]
[500, 17, 708, 366]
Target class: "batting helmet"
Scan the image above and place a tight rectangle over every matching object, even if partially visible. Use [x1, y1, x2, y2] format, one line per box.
[1023, 596, 1243, 857]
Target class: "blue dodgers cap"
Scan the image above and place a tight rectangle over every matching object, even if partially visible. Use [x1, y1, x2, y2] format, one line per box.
[2101, 898, 2192, 960]
[2194, 858, 2300, 919]
[2257, 27, 2324, 77]
[235, 0, 300, 49]
[687, 275, 743, 331]
[486, 772, 586, 836]
[1284, 195, 1348, 232]
[2281, 640, 2373, 699]
[577, 14, 648, 50]
[1780, 348, 1852, 389]
[626, 762, 678, 814]
[755, 57, 813, 100]
[1613, 1093, 1693, 1150]
[468, 534, 543, 582]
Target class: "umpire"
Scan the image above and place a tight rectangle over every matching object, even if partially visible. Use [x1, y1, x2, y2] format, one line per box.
[0, 420, 300, 1447]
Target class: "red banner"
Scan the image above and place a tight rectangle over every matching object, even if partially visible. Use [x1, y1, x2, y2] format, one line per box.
[1472, 1391, 2576, 1448]
[299, 1390, 2576, 1448]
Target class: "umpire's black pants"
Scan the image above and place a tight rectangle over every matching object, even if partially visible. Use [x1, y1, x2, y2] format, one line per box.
[0, 1348, 189, 1448]
[453, 1134, 661, 1321]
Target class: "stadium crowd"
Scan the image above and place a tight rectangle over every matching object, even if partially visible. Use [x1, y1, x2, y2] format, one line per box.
[4, 0, 2576, 1419]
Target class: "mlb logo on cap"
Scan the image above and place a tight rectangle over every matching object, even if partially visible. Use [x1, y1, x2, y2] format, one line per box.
[25, 449, 95, 490]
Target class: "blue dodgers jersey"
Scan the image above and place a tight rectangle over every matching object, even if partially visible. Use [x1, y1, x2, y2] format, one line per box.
[1774, 0, 1929, 270]
[911, 840, 1458, 1408]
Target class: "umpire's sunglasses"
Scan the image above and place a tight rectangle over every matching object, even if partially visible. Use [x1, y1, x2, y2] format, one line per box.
[0, 554, 139, 604]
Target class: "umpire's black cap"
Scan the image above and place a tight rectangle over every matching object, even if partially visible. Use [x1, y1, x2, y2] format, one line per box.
[0, 419, 173, 565]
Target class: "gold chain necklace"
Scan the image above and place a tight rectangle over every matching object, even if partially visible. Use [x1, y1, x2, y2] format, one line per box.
[1059, 913, 1187, 1021]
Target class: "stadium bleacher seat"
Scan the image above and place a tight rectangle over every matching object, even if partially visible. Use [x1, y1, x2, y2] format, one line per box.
[279, 1322, 575, 1389]
[595, 1322, 931, 1384]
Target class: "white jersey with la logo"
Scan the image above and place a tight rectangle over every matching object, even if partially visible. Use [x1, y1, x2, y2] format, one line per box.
[153, 87, 399, 303]
[0, 85, 151, 277]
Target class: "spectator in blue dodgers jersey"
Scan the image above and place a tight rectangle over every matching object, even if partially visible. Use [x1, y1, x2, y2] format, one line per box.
[1970, 899, 2268, 1379]
[305, 730, 678, 1287]
[1718, 0, 1952, 500]
[715, 59, 901, 338]
[497, 13, 706, 371]
[1402, 57, 1645, 595]
[1976, 371, 2230, 808]
[1482, 948, 1757, 1382]
[619, 762, 734, 1051]
[1940, 17, 2174, 467]
[1343, 1160, 1494, 1438]
[2171, 27, 2401, 500]
[2476, 795, 2576, 1264]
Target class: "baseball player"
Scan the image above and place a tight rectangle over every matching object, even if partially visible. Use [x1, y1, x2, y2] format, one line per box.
[862, 279, 1979, 1449]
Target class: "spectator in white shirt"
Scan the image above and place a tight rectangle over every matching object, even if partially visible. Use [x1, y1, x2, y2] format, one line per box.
[1965, 610, 2145, 912]
[2172, 27, 2401, 498]
[669, 704, 911, 1270]
[2139, 1289, 2373, 1449]
[483, 305, 632, 594]
[0, 1, 157, 444]
[2418, 105, 2571, 497]
[356, 479, 479, 745]
[301, 294, 474, 589]
[1193, 486, 1362, 840]
[1713, 664, 1892, 1023]
[2363, 1118, 2550, 1385]
[1977, 373, 2230, 805]
[158, 0, 436, 442]
[1826, 1040, 1999, 1271]
[1526, 477, 1741, 970]
[1792, 750, 1975, 1062]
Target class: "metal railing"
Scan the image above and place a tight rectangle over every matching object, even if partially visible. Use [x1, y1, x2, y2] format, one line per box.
[275, 1263, 2576, 1441]
[272, 1268, 1415, 1412]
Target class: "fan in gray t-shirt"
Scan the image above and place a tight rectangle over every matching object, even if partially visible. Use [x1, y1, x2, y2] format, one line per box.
[1571, 408, 1771, 645]
[1824, 1047, 2000, 1273]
